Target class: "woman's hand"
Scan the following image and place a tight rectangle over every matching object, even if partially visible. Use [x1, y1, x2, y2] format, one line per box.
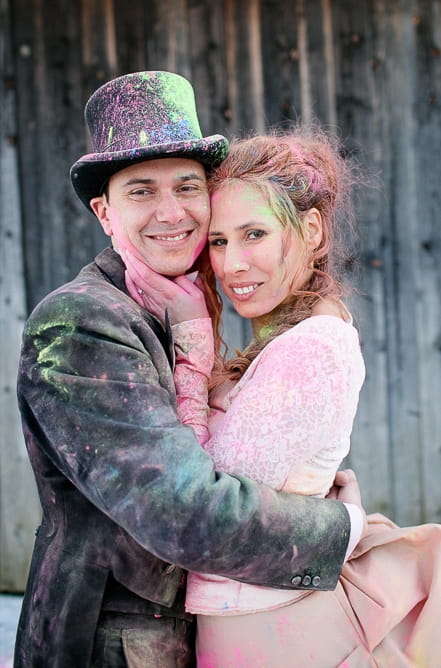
[327, 468, 368, 540]
[122, 249, 209, 325]
[328, 469, 362, 506]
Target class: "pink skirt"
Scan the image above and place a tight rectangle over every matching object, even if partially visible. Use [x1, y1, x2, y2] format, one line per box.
[196, 514, 441, 667]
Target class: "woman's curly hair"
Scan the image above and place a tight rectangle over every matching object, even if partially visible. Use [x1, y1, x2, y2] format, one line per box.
[204, 125, 359, 390]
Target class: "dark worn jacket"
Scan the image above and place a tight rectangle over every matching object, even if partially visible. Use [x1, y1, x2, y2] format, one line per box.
[15, 248, 350, 667]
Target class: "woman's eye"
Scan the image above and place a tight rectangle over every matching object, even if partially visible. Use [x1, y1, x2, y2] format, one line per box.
[208, 238, 227, 247]
[247, 229, 266, 240]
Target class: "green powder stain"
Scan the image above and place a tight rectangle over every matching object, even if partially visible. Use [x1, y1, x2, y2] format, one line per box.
[156, 72, 201, 134]
[107, 126, 114, 147]
[257, 324, 276, 340]
[139, 129, 148, 146]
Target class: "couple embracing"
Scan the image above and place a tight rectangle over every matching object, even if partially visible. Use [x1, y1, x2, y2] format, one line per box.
[15, 71, 441, 667]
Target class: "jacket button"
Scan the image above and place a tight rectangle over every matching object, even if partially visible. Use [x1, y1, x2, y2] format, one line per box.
[302, 575, 312, 586]
[290, 575, 302, 586]
[164, 564, 176, 575]
[312, 576, 321, 587]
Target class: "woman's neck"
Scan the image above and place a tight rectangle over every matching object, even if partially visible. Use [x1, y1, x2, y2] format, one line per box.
[252, 313, 277, 340]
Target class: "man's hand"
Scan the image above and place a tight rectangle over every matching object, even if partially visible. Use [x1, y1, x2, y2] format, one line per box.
[121, 249, 209, 325]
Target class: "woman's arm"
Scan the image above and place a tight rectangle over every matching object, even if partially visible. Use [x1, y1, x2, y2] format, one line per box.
[172, 318, 214, 445]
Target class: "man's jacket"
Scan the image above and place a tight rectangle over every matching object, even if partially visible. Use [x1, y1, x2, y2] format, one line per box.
[15, 247, 350, 667]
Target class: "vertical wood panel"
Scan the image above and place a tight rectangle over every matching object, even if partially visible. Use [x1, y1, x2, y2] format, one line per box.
[321, 0, 337, 127]
[260, 0, 301, 127]
[248, 0, 265, 133]
[296, 0, 313, 123]
[332, 0, 393, 516]
[373, 2, 424, 524]
[412, 0, 441, 521]
[0, 0, 40, 591]
[187, 0, 230, 139]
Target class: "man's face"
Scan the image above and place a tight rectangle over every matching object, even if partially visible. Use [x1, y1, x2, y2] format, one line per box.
[90, 158, 210, 276]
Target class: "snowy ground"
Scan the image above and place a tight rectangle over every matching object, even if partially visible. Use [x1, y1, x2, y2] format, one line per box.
[0, 594, 22, 668]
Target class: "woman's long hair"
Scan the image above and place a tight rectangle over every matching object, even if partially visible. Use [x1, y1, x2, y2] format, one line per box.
[205, 126, 359, 389]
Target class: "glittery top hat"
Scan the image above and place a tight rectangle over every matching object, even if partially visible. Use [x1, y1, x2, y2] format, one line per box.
[70, 71, 229, 211]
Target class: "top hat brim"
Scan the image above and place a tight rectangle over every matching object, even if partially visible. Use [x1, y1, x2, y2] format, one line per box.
[70, 134, 229, 213]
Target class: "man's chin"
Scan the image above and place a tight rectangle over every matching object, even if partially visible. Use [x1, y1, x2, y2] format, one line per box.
[145, 253, 201, 278]
[147, 262, 194, 278]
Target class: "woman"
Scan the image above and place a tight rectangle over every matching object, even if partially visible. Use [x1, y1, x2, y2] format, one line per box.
[124, 129, 441, 667]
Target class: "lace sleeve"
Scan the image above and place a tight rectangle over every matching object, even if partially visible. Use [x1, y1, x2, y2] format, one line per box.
[204, 317, 365, 491]
[172, 318, 214, 445]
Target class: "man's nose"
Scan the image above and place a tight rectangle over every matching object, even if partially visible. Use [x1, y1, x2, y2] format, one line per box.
[155, 192, 186, 223]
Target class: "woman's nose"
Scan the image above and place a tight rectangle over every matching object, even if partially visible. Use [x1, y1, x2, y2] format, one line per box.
[223, 246, 250, 274]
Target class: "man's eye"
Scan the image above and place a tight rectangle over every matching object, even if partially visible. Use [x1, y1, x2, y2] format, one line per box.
[130, 189, 152, 197]
[178, 184, 204, 194]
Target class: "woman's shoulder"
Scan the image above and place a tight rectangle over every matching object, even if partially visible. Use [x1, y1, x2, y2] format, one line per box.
[235, 301, 362, 388]
[257, 310, 364, 380]
[275, 309, 358, 349]
[310, 296, 352, 322]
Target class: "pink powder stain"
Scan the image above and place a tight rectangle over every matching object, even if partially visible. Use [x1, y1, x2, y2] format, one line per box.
[195, 655, 217, 668]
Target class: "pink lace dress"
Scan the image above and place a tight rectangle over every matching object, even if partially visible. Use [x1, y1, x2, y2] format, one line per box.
[172, 315, 441, 667]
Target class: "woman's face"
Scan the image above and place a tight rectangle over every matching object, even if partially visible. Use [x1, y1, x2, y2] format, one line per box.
[209, 181, 320, 321]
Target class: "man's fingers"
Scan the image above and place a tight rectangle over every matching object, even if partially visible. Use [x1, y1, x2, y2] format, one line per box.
[124, 271, 145, 307]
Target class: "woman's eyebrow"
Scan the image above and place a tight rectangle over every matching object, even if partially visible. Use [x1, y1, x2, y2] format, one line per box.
[209, 221, 269, 236]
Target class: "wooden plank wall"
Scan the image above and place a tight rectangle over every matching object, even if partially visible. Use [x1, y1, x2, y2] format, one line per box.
[0, 0, 41, 592]
[1, 0, 440, 590]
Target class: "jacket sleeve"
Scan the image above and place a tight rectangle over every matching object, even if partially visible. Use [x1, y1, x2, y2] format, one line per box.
[17, 285, 351, 591]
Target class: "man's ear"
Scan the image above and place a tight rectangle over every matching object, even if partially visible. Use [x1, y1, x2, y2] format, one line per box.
[90, 196, 112, 236]
[304, 208, 323, 249]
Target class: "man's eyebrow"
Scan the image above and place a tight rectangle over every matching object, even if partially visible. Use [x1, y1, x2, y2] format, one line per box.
[122, 173, 205, 187]
[178, 173, 205, 182]
[123, 178, 155, 187]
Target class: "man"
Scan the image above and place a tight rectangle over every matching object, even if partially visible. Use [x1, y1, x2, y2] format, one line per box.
[15, 71, 363, 667]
